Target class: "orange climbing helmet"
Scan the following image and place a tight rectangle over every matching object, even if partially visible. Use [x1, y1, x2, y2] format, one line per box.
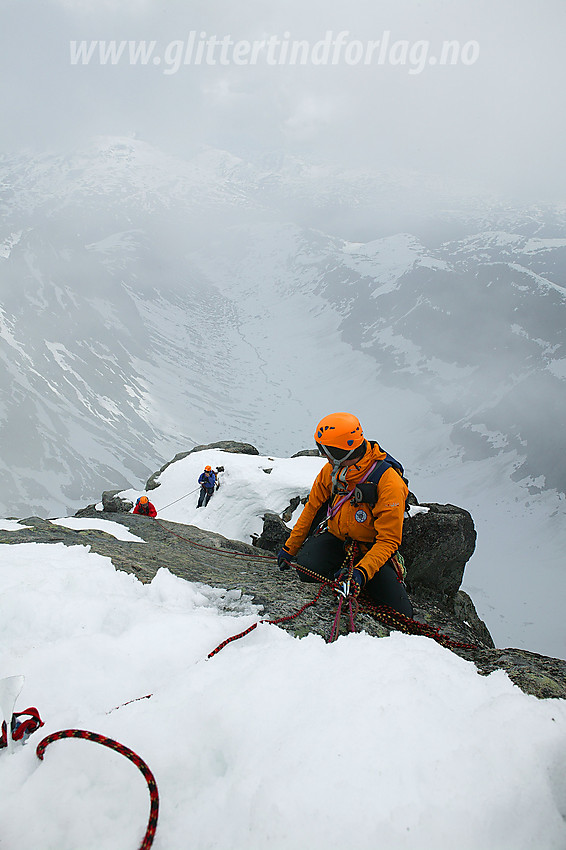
[139, 495, 149, 504]
[204, 465, 212, 472]
[315, 412, 366, 464]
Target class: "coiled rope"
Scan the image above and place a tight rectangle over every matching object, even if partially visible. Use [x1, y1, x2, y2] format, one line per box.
[36, 729, 159, 850]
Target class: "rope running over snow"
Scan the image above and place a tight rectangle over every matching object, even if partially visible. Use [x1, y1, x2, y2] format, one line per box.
[36, 729, 159, 850]
[154, 520, 478, 654]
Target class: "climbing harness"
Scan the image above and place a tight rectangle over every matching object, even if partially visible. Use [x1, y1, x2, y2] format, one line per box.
[36, 729, 159, 850]
[320, 460, 379, 532]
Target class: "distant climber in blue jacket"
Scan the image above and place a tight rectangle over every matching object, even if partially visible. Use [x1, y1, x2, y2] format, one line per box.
[197, 465, 217, 508]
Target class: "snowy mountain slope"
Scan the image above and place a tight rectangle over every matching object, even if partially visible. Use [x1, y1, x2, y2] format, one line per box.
[190, 221, 566, 492]
[118, 448, 326, 542]
[2, 541, 565, 850]
[1, 138, 565, 656]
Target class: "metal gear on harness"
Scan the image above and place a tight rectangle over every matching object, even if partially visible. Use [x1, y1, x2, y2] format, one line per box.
[333, 540, 362, 599]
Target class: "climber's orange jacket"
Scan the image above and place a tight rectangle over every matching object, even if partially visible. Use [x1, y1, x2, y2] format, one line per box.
[284, 442, 408, 583]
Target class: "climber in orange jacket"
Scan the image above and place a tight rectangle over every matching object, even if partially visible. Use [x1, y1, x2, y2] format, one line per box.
[277, 412, 413, 617]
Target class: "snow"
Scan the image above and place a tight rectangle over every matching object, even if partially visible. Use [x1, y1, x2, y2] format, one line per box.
[119, 449, 327, 544]
[548, 358, 566, 380]
[1, 541, 565, 849]
[50, 517, 146, 543]
[407, 505, 429, 516]
[524, 237, 566, 253]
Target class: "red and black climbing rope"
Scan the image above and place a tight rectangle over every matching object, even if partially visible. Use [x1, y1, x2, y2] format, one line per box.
[154, 518, 478, 655]
[358, 599, 478, 651]
[36, 729, 159, 850]
[208, 583, 327, 657]
[155, 519, 275, 561]
[207, 557, 478, 656]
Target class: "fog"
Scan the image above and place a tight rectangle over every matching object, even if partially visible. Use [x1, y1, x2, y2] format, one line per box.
[2, 0, 566, 207]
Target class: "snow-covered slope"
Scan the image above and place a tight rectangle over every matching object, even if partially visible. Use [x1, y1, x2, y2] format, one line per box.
[1, 540, 565, 850]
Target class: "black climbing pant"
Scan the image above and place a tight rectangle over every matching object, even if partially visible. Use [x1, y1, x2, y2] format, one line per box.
[294, 531, 413, 617]
[197, 487, 214, 508]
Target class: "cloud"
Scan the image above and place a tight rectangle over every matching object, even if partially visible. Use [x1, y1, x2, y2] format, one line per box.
[2, 0, 566, 203]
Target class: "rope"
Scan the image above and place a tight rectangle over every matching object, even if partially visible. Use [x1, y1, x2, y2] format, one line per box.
[36, 729, 159, 850]
[208, 584, 327, 658]
[327, 540, 359, 642]
[156, 487, 200, 511]
[207, 558, 477, 655]
[358, 599, 478, 651]
[107, 694, 153, 714]
[153, 517, 478, 654]
[327, 595, 344, 643]
[155, 519, 274, 561]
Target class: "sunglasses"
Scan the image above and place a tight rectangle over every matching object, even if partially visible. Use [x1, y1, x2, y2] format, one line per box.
[316, 442, 363, 464]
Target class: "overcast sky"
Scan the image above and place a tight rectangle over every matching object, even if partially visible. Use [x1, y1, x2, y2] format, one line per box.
[2, 0, 566, 203]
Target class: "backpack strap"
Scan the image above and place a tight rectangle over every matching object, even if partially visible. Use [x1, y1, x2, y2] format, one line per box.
[353, 445, 408, 510]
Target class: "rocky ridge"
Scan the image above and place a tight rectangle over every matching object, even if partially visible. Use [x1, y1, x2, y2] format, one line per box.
[2, 441, 565, 701]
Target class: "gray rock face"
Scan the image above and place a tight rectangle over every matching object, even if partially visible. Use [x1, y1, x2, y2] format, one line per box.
[453, 590, 495, 649]
[101, 490, 134, 513]
[146, 441, 259, 490]
[401, 504, 477, 599]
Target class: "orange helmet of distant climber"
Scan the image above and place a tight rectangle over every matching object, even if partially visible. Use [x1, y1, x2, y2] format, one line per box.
[204, 465, 212, 471]
[139, 495, 149, 504]
[315, 412, 366, 464]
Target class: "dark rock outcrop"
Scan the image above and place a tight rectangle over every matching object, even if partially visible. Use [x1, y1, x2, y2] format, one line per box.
[401, 504, 477, 599]
[146, 441, 259, 490]
[101, 489, 134, 513]
[253, 512, 290, 552]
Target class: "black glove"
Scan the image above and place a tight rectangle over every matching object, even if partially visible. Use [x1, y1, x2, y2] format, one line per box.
[334, 566, 365, 597]
[277, 547, 293, 571]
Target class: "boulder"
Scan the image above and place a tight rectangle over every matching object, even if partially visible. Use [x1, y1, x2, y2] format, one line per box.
[401, 503, 477, 600]
[253, 512, 290, 552]
[101, 490, 134, 513]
